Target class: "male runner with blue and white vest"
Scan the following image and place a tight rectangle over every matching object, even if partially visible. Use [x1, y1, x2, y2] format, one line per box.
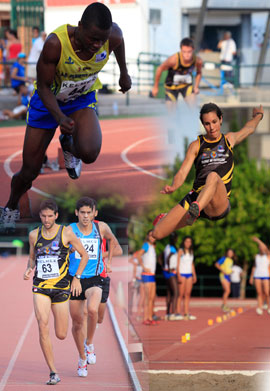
[68, 197, 119, 377]
[1, 2, 131, 229]
[153, 103, 264, 240]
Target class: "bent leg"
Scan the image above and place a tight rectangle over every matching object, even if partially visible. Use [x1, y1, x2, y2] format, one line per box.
[70, 108, 102, 164]
[98, 302, 106, 324]
[196, 172, 229, 218]
[221, 279, 231, 306]
[153, 204, 188, 240]
[51, 300, 69, 340]
[6, 125, 55, 209]
[33, 293, 57, 373]
[184, 278, 193, 315]
[69, 300, 86, 360]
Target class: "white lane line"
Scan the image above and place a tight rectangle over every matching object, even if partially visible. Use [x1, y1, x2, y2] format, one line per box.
[4, 150, 62, 200]
[0, 261, 17, 279]
[107, 298, 142, 391]
[147, 369, 270, 376]
[120, 136, 166, 180]
[0, 311, 35, 391]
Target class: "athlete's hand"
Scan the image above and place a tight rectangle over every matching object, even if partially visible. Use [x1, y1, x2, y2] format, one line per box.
[71, 278, 82, 296]
[193, 275, 197, 284]
[59, 116, 75, 135]
[106, 262, 112, 273]
[193, 86, 200, 95]
[119, 73, 132, 93]
[160, 184, 176, 194]
[151, 86, 159, 97]
[23, 267, 33, 280]
[252, 105, 264, 120]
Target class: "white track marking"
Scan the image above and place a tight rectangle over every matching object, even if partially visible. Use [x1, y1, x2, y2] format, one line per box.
[121, 136, 166, 180]
[147, 369, 270, 376]
[0, 311, 35, 391]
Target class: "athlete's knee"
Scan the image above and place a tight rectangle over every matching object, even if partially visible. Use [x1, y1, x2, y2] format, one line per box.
[19, 165, 41, 183]
[55, 329, 67, 340]
[71, 314, 84, 330]
[79, 146, 101, 164]
[87, 307, 98, 319]
[206, 171, 220, 184]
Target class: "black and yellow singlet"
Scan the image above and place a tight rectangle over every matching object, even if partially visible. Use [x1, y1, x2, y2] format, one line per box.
[193, 134, 234, 197]
[165, 52, 196, 90]
[33, 225, 70, 290]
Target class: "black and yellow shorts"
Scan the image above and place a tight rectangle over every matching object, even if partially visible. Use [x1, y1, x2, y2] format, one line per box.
[165, 84, 193, 101]
[32, 286, 71, 304]
[179, 190, 231, 221]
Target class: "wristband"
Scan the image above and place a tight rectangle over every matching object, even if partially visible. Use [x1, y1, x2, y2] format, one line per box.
[254, 112, 263, 120]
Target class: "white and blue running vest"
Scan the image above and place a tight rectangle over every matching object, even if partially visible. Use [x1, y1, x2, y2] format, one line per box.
[69, 222, 104, 278]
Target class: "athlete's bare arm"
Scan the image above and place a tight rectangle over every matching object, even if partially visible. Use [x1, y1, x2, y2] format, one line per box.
[226, 105, 264, 147]
[133, 248, 151, 274]
[24, 229, 38, 280]
[36, 34, 75, 134]
[176, 249, 183, 283]
[109, 23, 131, 93]
[252, 236, 269, 255]
[99, 221, 122, 273]
[152, 54, 177, 97]
[161, 139, 199, 194]
[63, 226, 88, 296]
[193, 56, 203, 94]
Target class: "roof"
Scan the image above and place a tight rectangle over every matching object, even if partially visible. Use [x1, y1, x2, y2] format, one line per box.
[46, 0, 136, 5]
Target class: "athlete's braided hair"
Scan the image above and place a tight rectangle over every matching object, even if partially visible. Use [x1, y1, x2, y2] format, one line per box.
[81, 3, 112, 30]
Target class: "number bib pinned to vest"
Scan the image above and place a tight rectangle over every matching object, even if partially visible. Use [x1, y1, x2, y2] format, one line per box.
[75, 238, 99, 260]
[37, 255, 60, 279]
[57, 74, 98, 102]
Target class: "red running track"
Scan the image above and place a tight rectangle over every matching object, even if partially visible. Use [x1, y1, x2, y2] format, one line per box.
[0, 118, 169, 217]
[0, 255, 134, 391]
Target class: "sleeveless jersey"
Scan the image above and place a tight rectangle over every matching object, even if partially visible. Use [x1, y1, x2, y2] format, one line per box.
[193, 134, 234, 197]
[165, 52, 196, 90]
[179, 251, 194, 274]
[163, 244, 177, 270]
[50, 24, 109, 102]
[142, 242, 156, 275]
[69, 222, 104, 278]
[254, 254, 270, 278]
[33, 225, 70, 290]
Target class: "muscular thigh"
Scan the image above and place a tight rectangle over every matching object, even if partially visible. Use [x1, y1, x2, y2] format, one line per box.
[51, 301, 69, 334]
[204, 176, 229, 217]
[70, 108, 102, 152]
[33, 293, 52, 323]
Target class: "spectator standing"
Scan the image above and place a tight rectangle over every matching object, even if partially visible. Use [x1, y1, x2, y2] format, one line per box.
[230, 261, 243, 298]
[27, 29, 47, 80]
[217, 31, 237, 83]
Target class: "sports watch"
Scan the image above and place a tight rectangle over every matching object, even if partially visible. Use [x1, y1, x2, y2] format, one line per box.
[75, 274, 81, 279]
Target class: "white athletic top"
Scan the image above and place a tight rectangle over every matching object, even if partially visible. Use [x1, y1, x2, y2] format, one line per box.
[169, 253, 178, 270]
[254, 254, 270, 278]
[230, 265, 243, 283]
[163, 244, 177, 270]
[179, 250, 194, 274]
[220, 38, 236, 62]
[142, 242, 156, 274]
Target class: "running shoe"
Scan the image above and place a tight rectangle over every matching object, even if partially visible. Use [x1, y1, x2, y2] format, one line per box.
[149, 319, 159, 325]
[221, 305, 230, 313]
[84, 341, 96, 365]
[46, 372, 60, 385]
[256, 307, 263, 315]
[59, 134, 82, 179]
[142, 319, 151, 325]
[153, 213, 167, 226]
[185, 202, 200, 226]
[184, 314, 197, 320]
[174, 314, 184, 320]
[77, 358, 87, 377]
[0, 207, 20, 230]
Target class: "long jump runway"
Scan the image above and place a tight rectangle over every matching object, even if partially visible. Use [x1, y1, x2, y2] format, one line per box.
[0, 255, 133, 391]
[0, 117, 168, 216]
